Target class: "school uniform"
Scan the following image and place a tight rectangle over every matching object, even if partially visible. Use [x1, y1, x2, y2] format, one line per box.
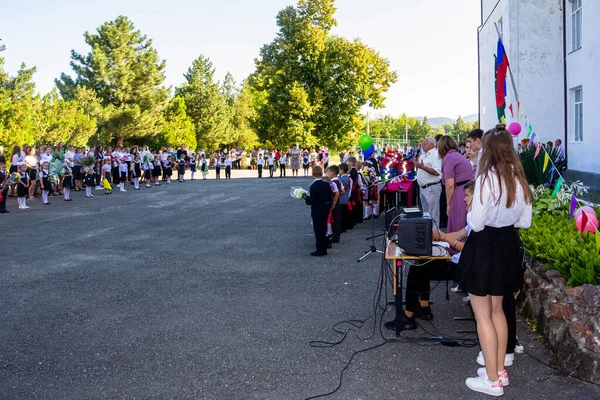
[84, 167, 95, 187]
[257, 158, 264, 178]
[119, 162, 128, 182]
[268, 156, 275, 178]
[215, 160, 221, 179]
[302, 155, 310, 175]
[340, 173, 354, 230]
[62, 167, 73, 188]
[133, 160, 142, 178]
[279, 156, 287, 177]
[177, 158, 186, 180]
[330, 177, 343, 242]
[17, 171, 29, 198]
[164, 160, 173, 177]
[152, 160, 162, 177]
[224, 158, 232, 179]
[305, 179, 332, 256]
[0, 169, 9, 212]
[190, 157, 197, 173]
[350, 168, 364, 224]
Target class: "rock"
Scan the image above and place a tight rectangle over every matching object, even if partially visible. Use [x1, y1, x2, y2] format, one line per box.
[545, 269, 563, 281]
[580, 285, 600, 314]
[571, 321, 585, 336]
[585, 334, 600, 353]
[565, 286, 583, 299]
[550, 303, 575, 321]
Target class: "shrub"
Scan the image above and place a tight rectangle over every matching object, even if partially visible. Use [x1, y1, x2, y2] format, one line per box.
[520, 144, 566, 186]
[521, 208, 600, 286]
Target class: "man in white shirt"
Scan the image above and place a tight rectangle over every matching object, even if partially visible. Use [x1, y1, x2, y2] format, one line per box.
[554, 139, 566, 163]
[415, 137, 442, 229]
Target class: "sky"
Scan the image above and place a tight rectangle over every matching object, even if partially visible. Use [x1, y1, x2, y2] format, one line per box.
[0, 0, 481, 118]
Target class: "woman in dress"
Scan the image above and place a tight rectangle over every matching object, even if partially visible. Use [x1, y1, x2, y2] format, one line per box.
[290, 144, 301, 176]
[459, 124, 533, 396]
[438, 136, 474, 233]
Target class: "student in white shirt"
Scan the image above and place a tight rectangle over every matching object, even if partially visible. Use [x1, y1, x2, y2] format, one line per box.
[279, 154, 287, 177]
[267, 153, 275, 178]
[224, 157, 232, 179]
[415, 137, 442, 229]
[459, 124, 533, 397]
[257, 154, 265, 178]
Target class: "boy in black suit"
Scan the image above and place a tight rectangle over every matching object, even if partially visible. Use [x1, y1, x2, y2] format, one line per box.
[305, 165, 331, 256]
[0, 161, 9, 213]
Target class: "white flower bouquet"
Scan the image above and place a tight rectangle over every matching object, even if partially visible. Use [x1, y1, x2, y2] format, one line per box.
[290, 186, 309, 200]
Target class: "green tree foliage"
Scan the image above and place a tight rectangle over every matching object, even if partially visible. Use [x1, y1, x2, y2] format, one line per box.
[56, 15, 168, 145]
[250, 0, 397, 149]
[231, 82, 260, 149]
[0, 60, 39, 149]
[36, 89, 97, 146]
[176, 55, 233, 150]
[150, 96, 196, 150]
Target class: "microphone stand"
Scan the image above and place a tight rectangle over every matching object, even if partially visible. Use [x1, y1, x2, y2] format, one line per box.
[358, 180, 385, 262]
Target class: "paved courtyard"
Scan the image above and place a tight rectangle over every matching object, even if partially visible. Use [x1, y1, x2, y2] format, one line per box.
[1, 170, 598, 399]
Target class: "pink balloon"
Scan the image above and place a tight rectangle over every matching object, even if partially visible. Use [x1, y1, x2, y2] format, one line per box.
[575, 206, 596, 220]
[576, 212, 598, 233]
[508, 122, 522, 136]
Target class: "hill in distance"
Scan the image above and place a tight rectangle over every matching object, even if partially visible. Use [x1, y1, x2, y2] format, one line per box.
[415, 114, 479, 126]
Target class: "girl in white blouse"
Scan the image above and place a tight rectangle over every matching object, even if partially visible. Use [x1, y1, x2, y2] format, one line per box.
[459, 124, 533, 396]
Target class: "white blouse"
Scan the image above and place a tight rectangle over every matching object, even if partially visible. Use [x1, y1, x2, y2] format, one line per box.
[467, 171, 532, 232]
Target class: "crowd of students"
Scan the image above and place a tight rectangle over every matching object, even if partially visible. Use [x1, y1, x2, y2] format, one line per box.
[303, 156, 380, 257]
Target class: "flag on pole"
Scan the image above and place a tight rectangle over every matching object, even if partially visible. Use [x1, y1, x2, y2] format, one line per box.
[551, 176, 564, 197]
[581, 212, 589, 237]
[569, 195, 578, 219]
[527, 124, 533, 139]
[543, 153, 549, 172]
[509, 104, 514, 118]
[495, 40, 509, 123]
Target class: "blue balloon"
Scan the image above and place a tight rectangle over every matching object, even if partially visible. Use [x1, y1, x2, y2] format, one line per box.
[363, 144, 375, 159]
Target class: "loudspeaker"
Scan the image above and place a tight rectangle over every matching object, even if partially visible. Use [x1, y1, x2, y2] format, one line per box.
[396, 214, 432, 256]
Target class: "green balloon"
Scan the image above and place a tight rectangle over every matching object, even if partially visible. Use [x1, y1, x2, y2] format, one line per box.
[359, 134, 372, 150]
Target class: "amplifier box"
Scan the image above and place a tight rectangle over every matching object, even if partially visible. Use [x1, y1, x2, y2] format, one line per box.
[395, 214, 432, 256]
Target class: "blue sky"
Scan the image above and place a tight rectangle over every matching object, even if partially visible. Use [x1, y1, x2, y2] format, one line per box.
[0, 0, 480, 118]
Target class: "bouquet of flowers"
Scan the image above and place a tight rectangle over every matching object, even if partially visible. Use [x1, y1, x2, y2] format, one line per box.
[290, 186, 309, 200]
[48, 174, 59, 185]
[1, 172, 21, 191]
[81, 156, 96, 167]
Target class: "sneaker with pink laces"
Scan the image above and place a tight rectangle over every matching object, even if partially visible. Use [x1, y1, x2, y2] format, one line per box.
[478, 367, 509, 386]
[466, 374, 504, 396]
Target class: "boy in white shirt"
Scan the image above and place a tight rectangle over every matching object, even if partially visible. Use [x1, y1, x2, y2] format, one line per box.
[279, 154, 287, 177]
[224, 157, 232, 179]
[257, 154, 265, 178]
[267, 153, 275, 178]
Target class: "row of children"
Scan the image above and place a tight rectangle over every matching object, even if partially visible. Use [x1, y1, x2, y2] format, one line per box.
[303, 157, 380, 256]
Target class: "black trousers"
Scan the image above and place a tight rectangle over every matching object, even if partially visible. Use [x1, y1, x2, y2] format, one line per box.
[331, 203, 342, 240]
[216, 167, 221, 179]
[280, 165, 286, 177]
[225, 166, 231, 179]
[269, 166, 274, 178]
[504, 289, 517, 354]
[258, 165, 263, 178]
[353, 195, 363, 224]
[341, 204, 354, 230]
[312, 215, 328, 253]
[406, 260, 456, 313]
[0, 188, 8, 210]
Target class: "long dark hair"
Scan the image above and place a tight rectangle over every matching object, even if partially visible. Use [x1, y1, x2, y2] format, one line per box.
[478, 124, 534, 207]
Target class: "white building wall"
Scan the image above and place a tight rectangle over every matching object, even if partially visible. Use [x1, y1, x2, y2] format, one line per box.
[566, 1, 600, 175]
[478, 0, 565, 144]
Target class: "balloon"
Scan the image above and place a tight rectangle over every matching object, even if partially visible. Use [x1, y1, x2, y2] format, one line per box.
[359, 134, 373, 150]
[363, 144, 375, 159]
[576, 211, 598, 233]
[575, 206, 596, 220]
[508, 122, 522, 136]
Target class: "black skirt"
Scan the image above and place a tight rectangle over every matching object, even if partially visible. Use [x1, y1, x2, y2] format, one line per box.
[42, 178, 51, 191]
[63, 176, 73, 188]
[17, 183, 28, 197]
[84, 174, 95, 187]
[73, 166, 82, 180]
[27, 168, 38, 181]
[458, 226, 521, 297]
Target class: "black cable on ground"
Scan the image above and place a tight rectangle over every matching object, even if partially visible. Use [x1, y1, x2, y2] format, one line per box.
[523, 349, 600, 388]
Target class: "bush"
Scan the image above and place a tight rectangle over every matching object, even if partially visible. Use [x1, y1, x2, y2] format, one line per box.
[521, 207, 600, 286]
[520, 144, 566, 186]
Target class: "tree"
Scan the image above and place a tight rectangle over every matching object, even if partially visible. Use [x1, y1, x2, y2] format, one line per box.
[56, 16, 168, 145]
[0, 60, 39, 150]
[152, 96, 197, 149]
[176, 55, 233, 150]
[453, 115, 469, 139]
[231, 82, 260, 149]
[250, 0, 397, 149]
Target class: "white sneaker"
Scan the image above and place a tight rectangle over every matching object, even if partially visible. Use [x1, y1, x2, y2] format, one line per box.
[478, 367, 509, 386]
[477, 351, 514, 367]
[120, 189, 127, 192]
[146, 184, 151, 188]
[466, 374, 503, 397]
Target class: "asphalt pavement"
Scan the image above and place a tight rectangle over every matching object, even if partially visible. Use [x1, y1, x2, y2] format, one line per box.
[1, 169, 598, 399]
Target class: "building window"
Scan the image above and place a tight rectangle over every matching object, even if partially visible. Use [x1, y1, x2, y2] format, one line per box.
[574, 87, 583, 141]
[572, 0, 582, 50]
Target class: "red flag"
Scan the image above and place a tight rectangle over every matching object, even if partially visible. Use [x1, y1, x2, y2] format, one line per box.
[509, 104, 514, 118]
[581, 211, 589, 237]
[496, 40, 509, 109]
